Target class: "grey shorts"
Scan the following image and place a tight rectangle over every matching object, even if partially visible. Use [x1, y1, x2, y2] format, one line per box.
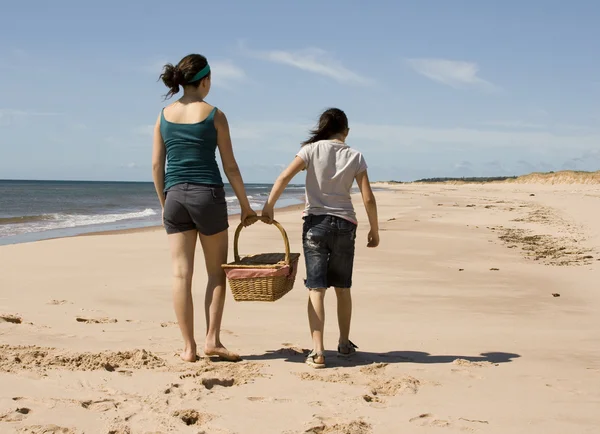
[163, 183, 229, 235]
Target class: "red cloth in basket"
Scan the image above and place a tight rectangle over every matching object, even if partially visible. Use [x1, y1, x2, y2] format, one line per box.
[224, 260, 298, 280]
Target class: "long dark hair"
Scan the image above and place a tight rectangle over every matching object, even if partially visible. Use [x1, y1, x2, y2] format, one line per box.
[159, 54, 210, 99]
[301, 108, 349, 146]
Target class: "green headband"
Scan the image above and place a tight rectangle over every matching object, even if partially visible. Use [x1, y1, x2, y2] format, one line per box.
[187, 64, 211, 84]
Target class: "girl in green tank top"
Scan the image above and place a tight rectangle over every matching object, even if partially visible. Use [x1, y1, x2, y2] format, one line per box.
[152, 54, 257, 363]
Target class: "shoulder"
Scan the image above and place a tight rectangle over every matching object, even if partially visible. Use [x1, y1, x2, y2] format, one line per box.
[346, 146, 365, 158]
[349, 148, 368, 172]
[302, 141, 319, 150]
[212, 106, 227, 128]
[298, 142, 318, 153]
[154, 109, 164, 128]
[296, 143, 316, 162]
[301, 141, 325, 152]
[161, 102, 178, 116]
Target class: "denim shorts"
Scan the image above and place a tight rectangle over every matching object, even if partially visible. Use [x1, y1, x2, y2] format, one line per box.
[163, 183, 229, 235]
[302, 214, 357, 289]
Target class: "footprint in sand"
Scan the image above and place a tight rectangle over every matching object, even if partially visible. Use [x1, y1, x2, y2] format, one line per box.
[297, 371, 356, 385]
[0, 314, 22, 324]
[172, 409, 213, 426]
[451, 359, 495, 378]
[107, 427, 131, 434]
[369, 375, 420, 396]
[297, 363, 421, 397]
[362, 363, 421, 396]
[178, 359, 264, 387]
[410, 413, 489, 430]
[409, 413, 451, 428]
[163, 383, 182, 394]
[304, 419, 372, 434]
[47, 300, 70, 305]
[277, 343, 305, 356]
[160, 321, 177, 328]
[80, 399, 118, 412]
[361, 394, 388, 410]
[201, 378, 235, 390]
[0, 407, 31, 422]
[16, 425, 76, 434]
[452, 359, 496, 368]
[246, 396, 291, 403]
[459, 418, 489, 425]
[76, 317, 117, 324]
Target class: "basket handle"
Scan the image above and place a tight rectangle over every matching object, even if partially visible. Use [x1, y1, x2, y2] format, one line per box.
[233, 216, 291, 265]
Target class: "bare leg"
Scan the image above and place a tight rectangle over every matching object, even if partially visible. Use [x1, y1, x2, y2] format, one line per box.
[335, 287, 352, 347]
[168, 230, 199, 362]
[308, 288, 326, 364]
[199, 230, 240, 361]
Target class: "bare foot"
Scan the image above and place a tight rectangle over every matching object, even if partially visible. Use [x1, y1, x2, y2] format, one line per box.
[180, 346, 198, 362]
[204, 345, 241, 362]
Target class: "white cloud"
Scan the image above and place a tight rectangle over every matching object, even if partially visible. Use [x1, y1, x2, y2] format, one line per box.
[454, 160, 474, 170]
[481, 120, 600, 134]
[226, 119, 600, 152]
[481, 120, 546, 129]
[0, 109, 63, 127]
[210, 60, 246, 88]
[349, 122, 598, 150]
[0, 109, 62, 117]
[243, 43, 372, 85]
[406, 58, 497, 91]
[132, 125, 154, 137]
[140, 59, 168, 75]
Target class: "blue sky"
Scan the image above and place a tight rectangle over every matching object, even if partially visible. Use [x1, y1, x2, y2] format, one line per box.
[1, 0, 599, 182]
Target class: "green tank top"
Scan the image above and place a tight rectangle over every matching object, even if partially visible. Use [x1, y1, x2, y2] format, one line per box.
[160, 106, 224, 191]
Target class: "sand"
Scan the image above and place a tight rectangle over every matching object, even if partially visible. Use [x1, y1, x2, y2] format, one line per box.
[1, 182, 599, 433]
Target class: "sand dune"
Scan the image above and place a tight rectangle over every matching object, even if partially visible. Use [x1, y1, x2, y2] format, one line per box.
[508, 170, 600, 185]
[376, 169, 600, 186]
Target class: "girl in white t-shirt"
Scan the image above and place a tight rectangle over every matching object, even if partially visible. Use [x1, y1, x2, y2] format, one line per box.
[262, 108, 379, 368]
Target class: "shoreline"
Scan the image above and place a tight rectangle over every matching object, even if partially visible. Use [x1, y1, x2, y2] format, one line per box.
[78, 202, 306, 238]
[0, 202, 306, 246]
[1, 184, 386, 247]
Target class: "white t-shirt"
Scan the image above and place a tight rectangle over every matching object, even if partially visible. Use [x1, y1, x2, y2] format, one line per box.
[296, 140, 368, 224]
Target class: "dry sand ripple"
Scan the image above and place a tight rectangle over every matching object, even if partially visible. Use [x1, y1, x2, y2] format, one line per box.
[0, 346, 165, 373]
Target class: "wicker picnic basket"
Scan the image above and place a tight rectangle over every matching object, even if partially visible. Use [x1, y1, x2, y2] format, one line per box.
[222, 217, 301, 302]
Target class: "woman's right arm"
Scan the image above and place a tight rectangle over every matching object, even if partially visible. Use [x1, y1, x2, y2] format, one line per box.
[356, 170, 380, 248]
[151, 113, 166, 210]
[214, 109, 257, 226]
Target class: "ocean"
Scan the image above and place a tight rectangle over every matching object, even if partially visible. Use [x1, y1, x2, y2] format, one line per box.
[0, 180, 306, 245]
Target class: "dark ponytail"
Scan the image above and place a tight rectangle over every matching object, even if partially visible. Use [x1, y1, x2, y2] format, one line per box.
[159, 64, 184, 99]
[158, 54, 210, 100]
[301, 108, 349, 146]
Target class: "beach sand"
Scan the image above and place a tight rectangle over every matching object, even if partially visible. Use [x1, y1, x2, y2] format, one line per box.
[1, 182, 599, 433]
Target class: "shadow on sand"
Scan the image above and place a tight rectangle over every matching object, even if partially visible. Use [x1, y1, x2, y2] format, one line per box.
[241, 349, 521, 368]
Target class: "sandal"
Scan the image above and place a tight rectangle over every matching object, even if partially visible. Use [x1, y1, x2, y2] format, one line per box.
[305, 350, 326, 369]
[337, 341, 358, 358]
